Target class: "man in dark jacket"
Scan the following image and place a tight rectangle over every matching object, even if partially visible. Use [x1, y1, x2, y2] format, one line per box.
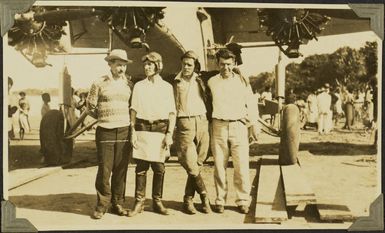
[171, 51, 212, 214]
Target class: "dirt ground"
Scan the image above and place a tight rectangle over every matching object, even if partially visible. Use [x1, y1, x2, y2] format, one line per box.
[5, 116, 379, 230]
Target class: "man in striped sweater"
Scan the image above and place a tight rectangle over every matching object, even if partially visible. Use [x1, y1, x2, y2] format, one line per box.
[87, 49, 133, 219]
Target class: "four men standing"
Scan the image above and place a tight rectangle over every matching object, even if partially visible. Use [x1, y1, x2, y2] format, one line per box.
[87, 48, 259, 218]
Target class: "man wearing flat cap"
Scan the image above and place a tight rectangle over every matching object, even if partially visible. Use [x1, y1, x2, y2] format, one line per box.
[208, 49, 260, 214]
[171, 50, 212, 214]
[87, 49, 133, 219]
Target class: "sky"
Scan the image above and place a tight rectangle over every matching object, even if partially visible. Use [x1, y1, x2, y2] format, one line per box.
[238, 31, 381, 78]
[3, 22, 381, 92]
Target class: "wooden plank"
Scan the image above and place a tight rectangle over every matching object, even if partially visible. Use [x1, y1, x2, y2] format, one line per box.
[316, 199, 355, 222]
[255, 155, 288, 223]
[281, 163, 317, 206]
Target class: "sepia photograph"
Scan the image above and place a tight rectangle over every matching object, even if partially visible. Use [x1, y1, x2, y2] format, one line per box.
[2, 0, 383, 231]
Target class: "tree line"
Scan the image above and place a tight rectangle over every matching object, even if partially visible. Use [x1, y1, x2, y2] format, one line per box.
[249, 41, 378, 100]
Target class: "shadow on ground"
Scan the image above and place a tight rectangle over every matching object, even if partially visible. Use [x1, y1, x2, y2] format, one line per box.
[9, 141, 96, 171]
[9, 193, 186, 217]
[249, 142, 376, 157]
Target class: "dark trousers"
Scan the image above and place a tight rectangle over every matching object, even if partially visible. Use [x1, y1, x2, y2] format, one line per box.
[135, 159, 165, 200]
[95, 126, 130, 212]
[136, 159, 165, 174]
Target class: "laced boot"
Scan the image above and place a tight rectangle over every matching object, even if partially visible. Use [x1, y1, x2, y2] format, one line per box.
[182, 175, 196, 214]
[194, 174, 211, 213]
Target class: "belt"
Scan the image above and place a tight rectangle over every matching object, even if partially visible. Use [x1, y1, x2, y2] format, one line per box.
[135, 118, 168, 133]
[214, 118, 247, 126]
[177, 114, 206, 119]
[136, 118, 169, 125]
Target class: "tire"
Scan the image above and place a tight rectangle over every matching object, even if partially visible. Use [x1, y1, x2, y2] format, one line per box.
[279, 104, 300, 165]
[40, 110, 73, 166]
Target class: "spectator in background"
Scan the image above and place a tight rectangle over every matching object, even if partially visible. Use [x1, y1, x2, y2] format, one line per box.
[306, 89, 318, 129]
[18, 91, 31, 139]
[261, 86, 272, 104]
[8, 77, 18, 140]
[342, 87, 355, 130]
[41, 93, 51, 117]
[333, 87, 343, 125]
[365, 86, 374, 123]
[317, 86, 331, 135]
[325, 83, 336, 132]
[353, 88, 365, 123]
[369, 77, 377, 146]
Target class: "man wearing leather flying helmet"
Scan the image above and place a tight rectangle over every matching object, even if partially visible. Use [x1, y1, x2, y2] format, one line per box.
[128, 51, 176, 216]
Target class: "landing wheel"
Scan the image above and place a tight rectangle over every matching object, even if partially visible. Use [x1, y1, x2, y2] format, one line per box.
[40, 110, 74, 166]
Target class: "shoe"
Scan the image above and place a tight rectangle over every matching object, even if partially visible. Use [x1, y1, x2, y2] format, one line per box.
[91, 210, 105, 219]
[127, 200, 145, 217]
[153, 200, 169, 215]
[152, 171, 169, 215]
[183, 196, 197, 215]
[238, 205, 249, 214]
[111, 204, 128, 216]
[194, 174, 211, 214]
[200, 194, 211, 214]
[213, 205, 224, 213]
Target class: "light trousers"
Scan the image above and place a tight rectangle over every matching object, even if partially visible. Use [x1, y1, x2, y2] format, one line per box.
[176, 115, 209, 176]
[211, 119, 250, 206]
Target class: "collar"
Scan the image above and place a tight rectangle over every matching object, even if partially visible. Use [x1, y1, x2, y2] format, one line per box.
[219, 71, 236, 80]
[175, 72, 198, 82]
[104, 73, 124, 82]
[146, 74, 162, 83]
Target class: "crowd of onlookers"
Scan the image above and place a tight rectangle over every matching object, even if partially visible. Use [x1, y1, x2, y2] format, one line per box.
[254, 82, 377, 135]
[8, 77, 32, 140]
[8, 76, 90, 141]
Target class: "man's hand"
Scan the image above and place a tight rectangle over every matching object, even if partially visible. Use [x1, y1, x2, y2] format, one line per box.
[162, 133, 173, 150]
[249, 124, 260, 143]
[131, 129, 138, 149]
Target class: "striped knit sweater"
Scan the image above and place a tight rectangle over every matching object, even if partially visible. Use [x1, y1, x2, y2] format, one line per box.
[87, 75, 132, 129]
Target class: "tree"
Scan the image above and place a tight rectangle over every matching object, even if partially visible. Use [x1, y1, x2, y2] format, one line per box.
[249, 72, 275, 94]
[359, 41, 378, 81]
[329, 46, 366, 90]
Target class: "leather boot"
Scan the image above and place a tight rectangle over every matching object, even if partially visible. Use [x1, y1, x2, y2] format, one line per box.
[128, 172, 146, 217]
[152, 171, 169, 215]
[194, 174, 211, 213]
[183, 175, 196, 214]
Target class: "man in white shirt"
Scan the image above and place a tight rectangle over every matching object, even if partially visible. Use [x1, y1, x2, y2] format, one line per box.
[317, 86, 332, 134]
[128, 52, 176, 216]
[208, 49, 260, 214]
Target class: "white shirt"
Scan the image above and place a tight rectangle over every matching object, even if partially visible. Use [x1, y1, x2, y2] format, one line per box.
[174, 72, 206, 117]
[261, 91, 272, 101]
[131, 75, 176, 121]
[208, 72, 259, 125]
[317, 91, 331, 114]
